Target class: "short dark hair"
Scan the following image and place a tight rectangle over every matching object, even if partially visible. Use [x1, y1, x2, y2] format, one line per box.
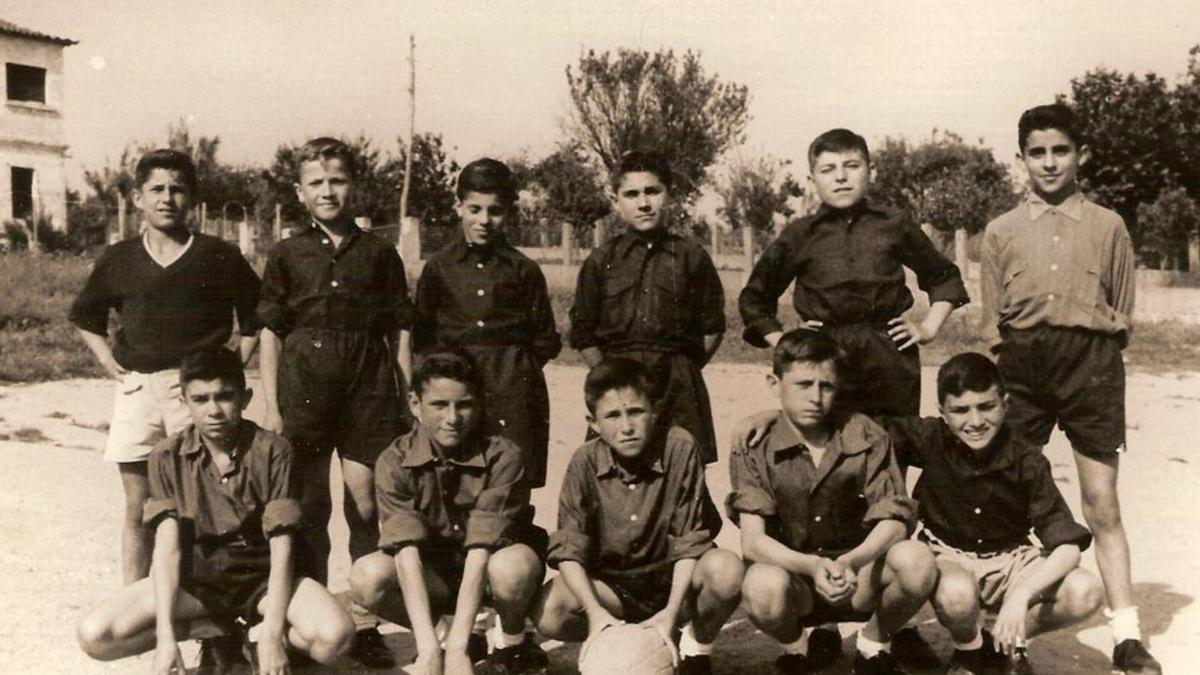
[772, 329, 845, 378]
[179, 347, 245, 391]
[296, 137, 358, 179]
[807, 128, 870, 169]
[610, 150, 673, 192]
[936, 352, 1004, 404]
[411, 351, 485, 399]
[135, 149, 198, 192]
[457, 158, 518, 204]
[584, 357, 653, 414]
[1018, 104, 1083, 152]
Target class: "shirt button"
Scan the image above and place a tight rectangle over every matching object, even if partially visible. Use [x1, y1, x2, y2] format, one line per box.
[321, 238, 330, 245]
[977, 538, 984, 544]
[630, 514, 639, 522]
[221, 477, 228, 484]
[1050, 264, 1058, 271]
[1048, 294, 1056, 301]
[814, 516, 822, 522]
[643, 288, 649, 294]
[628, 483, 637, 490]
[476, 263, 484, 269]
[477, 289, 485, 296]
[1053, 235, 1061, 243]
[974, 507, 981, 514]
[452, 524, 460, 531]
[498, 419, 506, 427]
[331, 280, 339, 288]
[476, 320, 485, 327]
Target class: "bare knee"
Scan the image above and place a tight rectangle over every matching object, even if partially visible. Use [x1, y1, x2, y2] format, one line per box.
[350, 553, 395, 610]
[77, 613, 116, 661]
[488, 545, 544, 600]
[697, 549, 744, 602]
[1080, 492, 1123, 534]
[932, 571, 980, 624]
[886, 541, 937, 598]
[309, 610, 355, 663]
[741, 564, 794, 626]
[1058, 569, 1104, 620]
[532, 578, 582, 640]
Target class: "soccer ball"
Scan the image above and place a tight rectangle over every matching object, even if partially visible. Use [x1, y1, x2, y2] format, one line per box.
[578, 623, 678, 675]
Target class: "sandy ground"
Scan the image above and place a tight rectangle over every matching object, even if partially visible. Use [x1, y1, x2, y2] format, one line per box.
[1, 363, 1197, 674]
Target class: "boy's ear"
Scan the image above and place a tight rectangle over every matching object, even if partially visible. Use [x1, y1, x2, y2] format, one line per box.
[1077, 144, 1090, 167]
[407, 390, 422, 421]
[293, 182, 304, 203]
[766, 371, 780, 393]
[585, 412, 599, 436]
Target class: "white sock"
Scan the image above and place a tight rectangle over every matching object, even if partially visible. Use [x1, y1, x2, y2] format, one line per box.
[856, 632, 891, 659]
[1107, 606, 1142, 643]
[679, 624, 713, 657]
[435, 617, 451, 645]
[491, 622, 525, 650]
[781, 628, 809, 655]
[953, 629, 983, 652]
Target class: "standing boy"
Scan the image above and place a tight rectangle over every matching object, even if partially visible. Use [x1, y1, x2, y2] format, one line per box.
[570, 150, 725, 463]
[729, 330, 936, 675]
[980, 104, 1159, 674]
[532, 358, 743, 675]
[70, 149, 261, 585]
[738, 128, 969, 418]
[350, 351, 549, 675]
[76, 347, 354, 675]
[414, 158, 561, 488]
[257, 137, 412, 668]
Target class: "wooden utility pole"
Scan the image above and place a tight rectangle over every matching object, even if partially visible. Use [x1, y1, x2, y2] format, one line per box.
[399, 35, 416, 224]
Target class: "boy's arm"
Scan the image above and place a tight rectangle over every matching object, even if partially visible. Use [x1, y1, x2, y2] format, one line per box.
[70, 250, 125, 379]
[993, 544, 1082, 655]
[395, 545, 443, 663]
[569, 254, 605, 367]
[738, 231, 802, 348]
[527, 264, 563, 366]
[558, 560, 622, 635]
[874, 414, 945, 469]
[547, 454, 619, 634]
[150, 518, 186, 675]
[727, 447, 819, 576]
[256, 533, 294, 674]
[849, 431, 918, 569]
[444, 547, 490, 670]
[411, 262, 438, 356]
[834, 519, 907, 572]
[393, 329, 412, 388]
[1109, 223, 1137, 344]
[736, 513, 819, 577]
[257, 435, 305, 671]
[644, 557, 698, 639]
[256, 251, 291, 432]
[229, 248, 262, 366]
[897, 214, 971, 311]
[76, 327, 126, 379]
[979, 225, 1005, 349]
[384, 247, 416, 382]
[697, 250, 726, 366]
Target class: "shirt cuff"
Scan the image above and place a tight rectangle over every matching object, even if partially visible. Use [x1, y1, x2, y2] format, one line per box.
[667, 531, 716, 563]
[142, 498, 177, 528]
[255, 302, 289, 335]
[927, 280, 971, 308]
[68, 312, 108, 336]
[262, 498, 304, 537]
[1037, 519, 1093, 553]
[379, 512, 429, 552]
[741, 318, 783, 349]
[863, 496, 918, 534]
[547, 530, 593, 569]
[464, 510, 513, 550]
[725, 488, 778, 523]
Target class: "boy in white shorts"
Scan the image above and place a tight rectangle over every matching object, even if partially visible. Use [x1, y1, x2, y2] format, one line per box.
[69, 149, 260, 585]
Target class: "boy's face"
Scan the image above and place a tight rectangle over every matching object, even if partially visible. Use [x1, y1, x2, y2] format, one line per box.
[613, 171, 668, 232]
[1019, 129, 1088, 202]
[456, 191, 509, 246]
[588, 386, 655, 461]
[939, 384, 1007, 452]
[809, 150, 872, 210]
[133, 169, 192, 232]
[295, 158, 353, 223]
[770, 359, 838, 432]
[409, 377, 480, 450]
[181, 378, 248, 442]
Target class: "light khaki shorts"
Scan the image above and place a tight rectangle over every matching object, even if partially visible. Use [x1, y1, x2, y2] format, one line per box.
[103, 369, 191, 463]
[924, 533, 1045, 611]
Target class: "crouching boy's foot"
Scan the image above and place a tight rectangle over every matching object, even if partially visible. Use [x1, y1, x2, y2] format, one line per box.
[853, 650, 908, 675]
[1004, 648, 1035, 675]
[481, 637, 549, 674]
[195, 633, 245, 675]
[348, 626, 396, 668]
[946, 639, 1005, 675]
[1111, 639, 1162, 675]
[890, 626, 941, 671]
[679, 654, 712, 675]
[806, 626, 843, 669]
[774, 653, 811, 674]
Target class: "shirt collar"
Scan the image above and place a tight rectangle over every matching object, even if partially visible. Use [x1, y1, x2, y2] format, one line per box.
[811, 199, 887, 225]
[593, 436, 666, 480]
[613, 228, 678, 259]
[1027, 191, 1084, 222]
[448, 235, 519, 266]
[307, 219, 362, 244]
[400, 425, 488, 468]
[764, 411, 872, 458]
[180, 421, 254, 475]
[949, 425, 1020, 474]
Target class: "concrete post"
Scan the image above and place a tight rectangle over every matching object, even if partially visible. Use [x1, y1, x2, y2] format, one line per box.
[273, 204, 283, 242]
[711, 224, 720, 256]
[955, 228, 969, 272]
[742, 226, 755, 287]
[399, 216, 421, 264]
[592, 218, 606, 250]
[238, 219, 253, 257]
[562, 221, 574, 266]
[113, 193, 126, 244]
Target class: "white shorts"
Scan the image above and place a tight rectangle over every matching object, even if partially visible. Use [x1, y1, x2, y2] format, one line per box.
[103, 369, 191, 463]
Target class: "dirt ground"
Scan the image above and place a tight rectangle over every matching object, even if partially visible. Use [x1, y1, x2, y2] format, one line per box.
[1, 363, 1196, 674]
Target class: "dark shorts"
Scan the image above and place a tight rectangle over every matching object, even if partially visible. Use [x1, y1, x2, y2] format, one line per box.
[997, 326, 1126, 456]
[411, 532, 549, 621]
[460, 344, 551, 488]
[279, 327, 410, 465]
[597, 565, 675, 623]
[825, 323, 920, 418]
[183, 535, 316, 623]
[598, 347, 717, 464]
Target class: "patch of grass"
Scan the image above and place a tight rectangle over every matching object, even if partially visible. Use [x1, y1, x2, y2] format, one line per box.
[11, 427, 50, 443]
[46, 411, 69, 419]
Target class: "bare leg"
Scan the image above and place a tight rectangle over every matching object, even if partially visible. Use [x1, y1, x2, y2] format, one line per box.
[341, 456, 382, 631]
[350, 550, 455, 628]
[1027, 567, 1105, 638]
[531, 575, 624, 643]
[930, 558, 981, 643]
[295, 451, 334, 584]
[1074, 451, 1134, 612]
[741, 562, 813, 644]
[118, 462, 151, 585]
[256, 577, 355, 664]
[685, 549, 743, 643]
[77, 576, 213, 661]
[854, 541, 937, 643]
[486, 544, 545, 635]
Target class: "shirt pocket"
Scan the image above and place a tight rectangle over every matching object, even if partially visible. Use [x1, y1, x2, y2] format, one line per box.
[1067, 264, 1104, 325]
[599, 274, 638, 334]
[652, 272, 685, 332]
[1001, 261, 1033, 305]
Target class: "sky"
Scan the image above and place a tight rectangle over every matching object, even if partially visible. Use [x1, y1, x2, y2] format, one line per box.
[5, 0, 1199, 192]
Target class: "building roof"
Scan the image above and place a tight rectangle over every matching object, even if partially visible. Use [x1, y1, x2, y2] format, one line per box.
[0, 18, 77, 46]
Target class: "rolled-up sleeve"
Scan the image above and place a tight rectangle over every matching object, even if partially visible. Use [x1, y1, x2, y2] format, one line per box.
[1025, 454, 1092, 552]
[979, 225, 1004, 349]
[876, 415, 944, 469]
[1109, 222, 1136, 344]
[411, 261, 440, 353]
[262, 436, 303, 537]
[568, 253, 603, 350]
[738, 233, 796, 348]
[527, 264, 563, 364]
[256, 249, 292, 335]
[696, 251, 726, 337]
[667, 444, 719, 562]
[69, 248, 117, 335]
[375, 448, 429, 552]
[229, 250, 262, 335]
[463, 439, 530, 549]
[143, 443, 179, 528]
[547, 454, 596, 568]
[861, 435, 917, 533]
[899, 215, 970, 308]
[726, 445, 778, 523]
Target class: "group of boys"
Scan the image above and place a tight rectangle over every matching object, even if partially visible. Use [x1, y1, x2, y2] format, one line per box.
[71, 101, 1160, 675]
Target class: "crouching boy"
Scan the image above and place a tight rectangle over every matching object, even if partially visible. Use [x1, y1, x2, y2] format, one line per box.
[729, 330, 935, 675]
[350, 351, 548, 675]
[533, 358, 743, 675]
[881, 353, 1103, 674]
[77, 347, 354, 675]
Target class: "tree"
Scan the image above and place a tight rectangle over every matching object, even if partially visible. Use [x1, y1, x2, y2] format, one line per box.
[715, 155, 800, 234]
[564, 48, 751, 203]
[528, 141, 611, 235]
[1137, 188, 1200, 270]
[872, 130, 1018, 236]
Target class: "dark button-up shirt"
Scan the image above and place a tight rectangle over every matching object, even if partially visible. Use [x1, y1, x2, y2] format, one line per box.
[548, 427, 721, 575]
[414, 238, 561, 362]
[727, 411, 916, 556]
[739, 202, 969, 347]
[69, 233, 261, 372]
[980, 193, 1135, 348]
[880, 415, 1092, 554]
[375, 426, 535, 554]
[143, 421, 303, 545]
[257, 223, 413, 336]
[570, 230, 725, 358]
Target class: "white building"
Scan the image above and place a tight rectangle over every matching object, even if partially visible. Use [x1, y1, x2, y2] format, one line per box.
[0, 18, 75, 231]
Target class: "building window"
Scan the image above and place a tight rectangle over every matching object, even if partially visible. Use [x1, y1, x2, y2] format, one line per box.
[6, 63, 47, 103]
[12, 167, 34, 221]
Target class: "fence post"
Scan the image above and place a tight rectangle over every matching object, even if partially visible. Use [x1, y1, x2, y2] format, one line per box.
[561, 221, 573, 266]
[741, 226, 755, 287]
[710, 224, 720, 256]
[399, 216, 421, 264]
[1190, 232, 1199, 273]
[538, 220, 549, 254]
[200, 203, 208, 234]
[113, 193, 126, 243]
[273, 204, 283, 242]
[954, 228, 969, 272]
[238, 218, 253, 257]
[592, 218, 606, 250]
